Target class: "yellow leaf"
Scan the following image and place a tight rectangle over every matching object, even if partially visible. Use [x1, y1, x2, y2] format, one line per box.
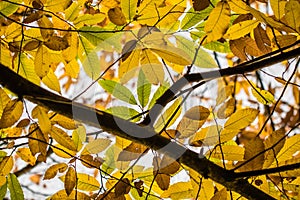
[154, 98, 182, 132]
[32, 106, 51, 134]
[73, 13, 106, 27]
[47, 189, 90, 200]
[108, 7, 127, 26]
[28, 123, 49, 156]
[120, 0, 137, 20]
[177, 106, 210, 138]
[150, 45, 192, 66]
[227, 0, 249, 14]
[140, 49, 164, 84]
[161, 181, 193, 199]
[204, 1, 230, 42]
[251, 86, 275, 105]
[34, 45, 50, 78]
[285, 0, 300, 32]
[16, 147, 36, 166]
[50, 126, 77, 151]
[0, 88, 10, 119]
[0, 99, 23, 129]
[211, 188, 227, 200]
[65, 59, 80, 79]
[119, 49, 141, 83]
[224, 20, 260, 40]
[224, 108, 259, 130]
[81, 138, 112, 155]
[74, 173, 100, 191]
[62, 32, 78, 62]
[271, 134, 300, 167]
[45, 0, 71, 13]
[50, 113, 78, 130]
[72, 126, 86, 151]
[216, 85, 233, 105]
[270, 0, 287, 20]
[37, 15, 54, 39]
[191, 178, 214, 199]
[1, 127, 22, 137]
[189, 125, 222, 147]
[42, 69, 61, 93]
[44, 163, 68, 180]
[64, 167, 76, 196]
[52, 144, 77, 158]
[0, 156, 13, 176]
[208, 142, 245, 161]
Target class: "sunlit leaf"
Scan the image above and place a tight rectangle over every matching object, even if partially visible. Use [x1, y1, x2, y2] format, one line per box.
[204, 1, 230, 42]
[121, 0, 137, 21]
[155, 174, 170, 191]
[285, 0, 300, 32]
[224, 20, 260, 40]
[64, 167, 76, 196]
[7, 173, 24, 200]
[227, 0, 249, 14]
[251, 86, 275, 105]
[137, 70, 151, 107]
[224, 108, 259, 130]
[44, 36, 69, 51]
[61, 173, 100, 191]
[0, 156, 13, 176]
[47, 189, 90, 200]
[0, 0, 21, 18]
[161, 181, 194, 199]
[28, 123, 49, 156]
[0, 180, 7, 200]
[106, 106, 141, 122]
[81, 138, 112, 155]
[0, 88, 10, 119]
[99, 79, 137, 105]
[32, 106, 51, 134]
[0, 99, 23, 129]
[270, 0, 286, 20]
[42, 68, 61, 93]
[50, 126, 77, 151]
[16, 148, 36, 166]
[208, 141, 245, 161]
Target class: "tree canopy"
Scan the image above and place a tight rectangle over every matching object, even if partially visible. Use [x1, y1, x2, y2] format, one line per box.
[0, 0, 299, 199]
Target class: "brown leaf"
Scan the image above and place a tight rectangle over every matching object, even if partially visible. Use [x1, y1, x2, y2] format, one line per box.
[233, 13, 253, 24]
[23, 11, 43, 24]
[254, 25, 271, 54]
[159, 155, 180, 174]
[272, 35, 297, 49]
[28, 123, 49, 156]
[115, 178, 131, 197]
[134, 180, 144, 197]
[155, 173, 170, 190]
[65, 167, 76, 196]
[44, 36, 69, 51]
[108, 7, 127, 26]
[16, 118, 30, 128]
[80, 155, 103, 168]
[96, 192, 126, 200]
[193, 0, 210, 11]
[117, 142, 148, 161]
[230, 37, 263, 61]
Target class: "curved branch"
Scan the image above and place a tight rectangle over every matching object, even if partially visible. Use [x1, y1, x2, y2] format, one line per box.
[0, 64, 276, 200]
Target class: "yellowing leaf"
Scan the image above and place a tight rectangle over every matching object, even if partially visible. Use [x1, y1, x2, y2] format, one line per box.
[140, 49, 164, 84]
[15, 53, 40, 85]
[216, 85, 233, 106]
[154, 98, 182, 132]
[227, 0, 249, 14]
[44, 163, 68, 180]
[224, 20, 260, 40]
[65, 59, 80, 79]
[161, 181, 193, 199]
[177, 106, 210, 138]
[42, 68, 61, 93]
[121, 0, 137, 20]
[251, 86, 275, 105]
[81, 138, 112, 155]
[47, 189, 90, 200]
[189, 125, 222, 147]
[52, 144, 77, 158]
[28, 123, 49, 156]
[64, 167, 76, 196]
[119, 49, 141, 83]
[34, 45, 50, 78]
[0, 156, 13, 176]
[224, 108, 259, 130]
[32, 106, 51, 134]
[204, 1, 230, 42]
[75, 173, 100, 191]
[72, 126, 86, 151]
[50, 126, 77, 151]
[73, 13, 106, 27]
[217, 97, 235, 119]
[37, 15, 54, 39]
[285, 0, 300, 32]
[270, 0, 287, 20]
[16, 148, 36, 166]
[0, 99, 23, 129]
[211, 188, 227, 200]
[108, 7, 127, 26]
[263, 128, 286, 168]
[208, 142, 245, 161]
[50, 113, 78, 130]
[155, 174, 170, 191]
[150, 45, 192, 66]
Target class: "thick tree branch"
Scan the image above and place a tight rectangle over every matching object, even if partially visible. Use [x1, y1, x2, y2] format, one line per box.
[142, 42, 300, 125]
[0, 64, 279, 199]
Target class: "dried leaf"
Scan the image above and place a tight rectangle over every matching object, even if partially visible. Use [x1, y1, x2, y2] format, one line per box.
[64, 167, 76, 196]
[108, 7, 127, 26]
[44, 36, 69, 51]
[44, 163, 68, 180]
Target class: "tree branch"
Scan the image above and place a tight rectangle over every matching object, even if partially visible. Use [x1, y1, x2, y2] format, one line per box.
[0, 64, 278, 199]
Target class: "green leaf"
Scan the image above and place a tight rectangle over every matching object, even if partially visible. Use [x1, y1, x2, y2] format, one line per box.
[148, 83, 169, 109]
[0, 0, 21, 18]
[175, 36, 217, 68]
[180, 7, 212, 30]
[7, 173, 24, 200]
[106, 106, 141, 122]
[121, 0, 138, 21]
[137, 70, 151, 107]
[99, 80, 137, 105]
[203, 41, 231, 53]
[78, 36, 100, 79]
[0, 180, 7, 200]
